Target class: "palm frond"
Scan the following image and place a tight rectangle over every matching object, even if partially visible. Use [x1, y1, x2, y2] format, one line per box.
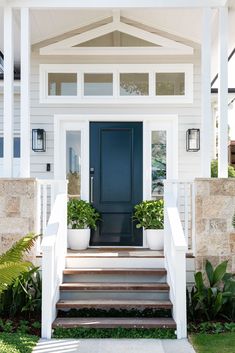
[0, 233, 38, 265]
[0, 261, 31, 293]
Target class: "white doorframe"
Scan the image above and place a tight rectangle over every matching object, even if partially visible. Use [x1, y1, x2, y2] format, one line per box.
[54, 114, 178, 247]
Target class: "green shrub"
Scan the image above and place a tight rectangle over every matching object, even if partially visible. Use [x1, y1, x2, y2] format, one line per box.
[187, 260, 235, 322]
[67, 199, 100, 230]
[0, 266, 41, 319]
[211, 159, 235, 177]
[133, 200, 164, 229]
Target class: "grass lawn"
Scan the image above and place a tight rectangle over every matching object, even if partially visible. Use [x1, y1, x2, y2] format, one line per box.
[0, 333, 38, 353]
[190, 333, 235, 353]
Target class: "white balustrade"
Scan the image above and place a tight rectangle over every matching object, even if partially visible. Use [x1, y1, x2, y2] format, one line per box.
[165, 180, 195, 255]
[39, 180, 68, 339]
[164, 180, 187, 339]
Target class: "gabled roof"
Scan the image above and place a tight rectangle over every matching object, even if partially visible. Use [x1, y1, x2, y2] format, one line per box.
[40, 12, 194, 56]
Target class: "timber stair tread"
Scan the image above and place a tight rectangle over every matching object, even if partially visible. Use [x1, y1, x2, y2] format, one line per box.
[63, 268, 167, 275]
[52, 317, 176, 329]
[56, 299, 173, 309]
[60, 282, 169, 291]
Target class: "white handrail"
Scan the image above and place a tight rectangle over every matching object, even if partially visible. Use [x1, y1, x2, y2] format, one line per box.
[164, 181, 187, 339]
[41, 180, 67, 339]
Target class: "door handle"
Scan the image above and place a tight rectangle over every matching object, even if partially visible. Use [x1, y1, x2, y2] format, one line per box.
[90, 176, 94, 204]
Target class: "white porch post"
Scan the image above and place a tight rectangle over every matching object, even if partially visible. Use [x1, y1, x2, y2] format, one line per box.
[218, 7, 228, 178]
[3, 6, 14, 177]
[20, 8, 31, 177]
[201, 7, 212, 177]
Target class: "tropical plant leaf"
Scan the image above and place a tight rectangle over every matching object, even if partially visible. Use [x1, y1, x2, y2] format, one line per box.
[0, 233, 37, 265]
[212, 260, 228, 286]
[0, 261, 31, 293]
[194, 271, 204, 293]
[213, 292, 223, 317]
[205, 260, 214, 286]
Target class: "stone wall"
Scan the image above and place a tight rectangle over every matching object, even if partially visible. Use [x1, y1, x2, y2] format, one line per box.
[195, 178, 235, 273]
[0, 179, 38, 261]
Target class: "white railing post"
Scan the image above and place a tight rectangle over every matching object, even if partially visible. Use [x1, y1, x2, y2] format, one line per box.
[41, 244, 55, 339]
[3, 6, 14, 177]
[40, 179, 68, 339]
[174, 249, 187, 339]
[164, 180, 187, 339]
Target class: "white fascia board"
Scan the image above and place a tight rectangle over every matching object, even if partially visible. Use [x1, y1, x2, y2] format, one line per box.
[6, 0, 227, 8]
[40, 47, 193, 56]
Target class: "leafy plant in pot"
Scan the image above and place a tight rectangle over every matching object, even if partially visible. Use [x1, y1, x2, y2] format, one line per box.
[67, 199, 100, 250]
[133, 199, 164, 250]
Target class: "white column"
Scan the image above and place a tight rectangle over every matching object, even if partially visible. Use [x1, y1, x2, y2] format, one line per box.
[20, 8, 31, 177]
[218, 7, 228, 178]
[201, 7, 212, 177]
[3, 6, 14, 177]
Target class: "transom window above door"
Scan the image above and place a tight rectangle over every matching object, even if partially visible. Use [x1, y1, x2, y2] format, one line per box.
[40, 64, 193, 104]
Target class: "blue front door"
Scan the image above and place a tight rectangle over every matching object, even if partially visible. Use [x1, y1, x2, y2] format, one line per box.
[90, 122, 143, 246]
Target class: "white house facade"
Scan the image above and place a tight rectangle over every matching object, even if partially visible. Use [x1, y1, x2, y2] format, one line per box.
[0, 0, 234, 341]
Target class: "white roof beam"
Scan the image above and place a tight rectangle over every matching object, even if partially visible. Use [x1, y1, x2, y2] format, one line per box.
[1, 0, 227, 9]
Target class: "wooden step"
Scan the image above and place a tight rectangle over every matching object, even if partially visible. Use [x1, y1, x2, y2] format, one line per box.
[66, 249, 164, 258]
[60, 282, 169, 291]
[56, 299, 173, 310]
[63, 268, 167, 276]
[52, 317, 176, 329]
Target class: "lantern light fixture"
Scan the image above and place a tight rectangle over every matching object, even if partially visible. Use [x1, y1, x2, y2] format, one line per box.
[186, 128, 200, 152]
[32, 129, 46, 152]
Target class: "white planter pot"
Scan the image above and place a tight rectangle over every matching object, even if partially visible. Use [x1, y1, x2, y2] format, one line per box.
[67, 228, 90, 250]
[146, 229, 164, 250]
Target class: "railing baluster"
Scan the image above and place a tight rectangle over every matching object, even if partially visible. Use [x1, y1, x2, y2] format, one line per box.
[191, 183, 196, 256]
[184, 183, 189, 248]
[42, 184, 47, 236]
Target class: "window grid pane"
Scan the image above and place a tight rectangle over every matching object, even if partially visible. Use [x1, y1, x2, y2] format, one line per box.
[48, 73, 77, 96]
[156, 72, 185, 96]
[66, 131, 81, 199]
[152, 131, 166, 199]
[84, 73, 113, 96]
[120, 73, 149, 96]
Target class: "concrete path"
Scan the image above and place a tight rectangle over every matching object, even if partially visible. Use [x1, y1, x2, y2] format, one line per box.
[33, 338, 196, 353]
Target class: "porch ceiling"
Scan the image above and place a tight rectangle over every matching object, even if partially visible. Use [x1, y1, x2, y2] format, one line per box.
[0, 8, 213, 66]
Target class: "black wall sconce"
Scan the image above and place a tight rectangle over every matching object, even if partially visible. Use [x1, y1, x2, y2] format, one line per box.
[32, 129, 46, 152]
[186, 129, 200, 152]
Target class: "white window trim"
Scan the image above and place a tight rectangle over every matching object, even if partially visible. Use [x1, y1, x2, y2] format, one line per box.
[54, 114, 178, 248]
[40, 64, 193, 104]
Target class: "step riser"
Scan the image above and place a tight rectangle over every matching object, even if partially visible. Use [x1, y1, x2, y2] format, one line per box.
[60, 291, 169, 301]
[52, 317, 176, 329]
[63, 274, 167, 283]
[66, 258, 164, 269]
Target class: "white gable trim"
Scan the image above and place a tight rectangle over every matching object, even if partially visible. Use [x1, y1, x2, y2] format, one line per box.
[40, 16, 193, 56]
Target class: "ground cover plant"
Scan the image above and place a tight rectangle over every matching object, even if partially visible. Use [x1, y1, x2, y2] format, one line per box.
[0, 332, 38, 353]
[190, 332, 235, 353]
[53, 327, 176, 339]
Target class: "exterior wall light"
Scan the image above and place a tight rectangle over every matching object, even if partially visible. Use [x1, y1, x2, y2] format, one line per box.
[32, 129, 46, 152]
[186, 129, 200, 152]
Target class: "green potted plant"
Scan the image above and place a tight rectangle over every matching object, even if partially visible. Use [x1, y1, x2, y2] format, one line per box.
[67, 199, 100, 250]
[133, 199, 164, 250]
